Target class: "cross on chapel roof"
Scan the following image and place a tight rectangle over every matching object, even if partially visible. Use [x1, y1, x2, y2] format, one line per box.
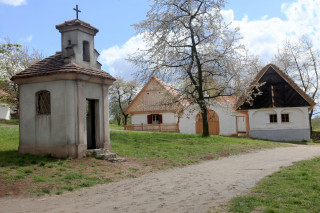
[73, 5, 81, 19]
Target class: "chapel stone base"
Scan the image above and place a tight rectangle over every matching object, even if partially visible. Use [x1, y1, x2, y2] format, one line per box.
[18, 144, 87, 158]
[103, 142, 111, 151]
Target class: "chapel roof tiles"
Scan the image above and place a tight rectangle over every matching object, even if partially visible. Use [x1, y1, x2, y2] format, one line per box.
[11, 52, 115, 81]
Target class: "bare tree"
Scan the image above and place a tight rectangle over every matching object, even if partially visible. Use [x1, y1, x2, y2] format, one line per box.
[109, 78, 139, 125]
[0, 38, 44, 109]
[274, 36, 319, 132]
[129, 0, 253, 136]
[109, 100, 124, 126]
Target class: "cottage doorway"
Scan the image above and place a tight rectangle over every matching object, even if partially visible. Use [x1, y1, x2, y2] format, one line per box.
[86, 99, 98, 149]
[236, 116, 246, 135]
[196, 109, 220, 135]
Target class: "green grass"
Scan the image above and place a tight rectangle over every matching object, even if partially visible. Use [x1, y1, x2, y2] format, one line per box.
[0, 125, 19, 151]
[0, 119, 19, 125]
[110, 124, 124, 130]
[313, 126, 320, 131]
[111, 131, 287, 166]
[228, 157, 320, 213]
[0, 126, 111, 196]
[0, 125, 287, 197]
[311, 131, 320, 143]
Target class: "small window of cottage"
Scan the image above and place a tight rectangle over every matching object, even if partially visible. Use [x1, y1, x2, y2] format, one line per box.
[281, 114, 289, 122]
[152, 114, 159, 124]
[36, 90, 51, 115]
[147, 114, 162, 124]
[269, 114, 277, 123]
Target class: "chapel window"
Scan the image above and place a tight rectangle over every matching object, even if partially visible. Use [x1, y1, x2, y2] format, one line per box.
[269, 114, 277, 123]
[36, 90, 51, 115]
[281, 114, 289, 123]
[83, 41, 90, 62]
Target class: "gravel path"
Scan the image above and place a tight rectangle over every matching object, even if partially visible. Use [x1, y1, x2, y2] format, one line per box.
[2, 145, 320, 213]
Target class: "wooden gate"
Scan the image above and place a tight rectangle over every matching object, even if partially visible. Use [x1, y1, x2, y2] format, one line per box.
[196, 109, 220, 135]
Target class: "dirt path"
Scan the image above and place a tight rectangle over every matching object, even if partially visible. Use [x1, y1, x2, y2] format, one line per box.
[2, 145, 320, 213]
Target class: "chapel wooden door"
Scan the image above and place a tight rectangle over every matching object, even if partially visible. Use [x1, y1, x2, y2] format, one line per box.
[196, 109, 220, 135]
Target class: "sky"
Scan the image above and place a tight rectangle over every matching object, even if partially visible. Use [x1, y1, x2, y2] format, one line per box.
[0, 0, 319, 79]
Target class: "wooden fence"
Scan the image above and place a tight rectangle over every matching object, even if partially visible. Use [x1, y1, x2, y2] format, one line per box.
[124, 123, 179, 132]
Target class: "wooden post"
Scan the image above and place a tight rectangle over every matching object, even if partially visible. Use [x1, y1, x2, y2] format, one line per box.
[159, 123, 161, 132]
[245, 114, 249, 136]
[238, 111, 249, 136]
[141, 123, 143, 131]
[236, 116, 239, 136]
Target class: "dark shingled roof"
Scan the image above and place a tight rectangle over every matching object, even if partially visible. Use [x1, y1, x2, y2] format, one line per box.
[11, 52, 115, 81]
[235, 64, 316, 110]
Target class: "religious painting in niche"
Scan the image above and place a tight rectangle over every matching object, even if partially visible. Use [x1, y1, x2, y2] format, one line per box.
[281, 114, 289, 122]
[36, 90, 51, 115]
[269, 114, 277, 123]
[83, 41, 90, 62]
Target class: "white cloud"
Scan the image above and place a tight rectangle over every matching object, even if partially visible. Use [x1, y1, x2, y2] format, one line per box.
[101, 0, 320, 79]
[100, 34, 145, 78]
[0, 0, 26, 6]
[221, 9, 234, 24]
[229, 0, 320, 63]
[20, 35, 32, 43]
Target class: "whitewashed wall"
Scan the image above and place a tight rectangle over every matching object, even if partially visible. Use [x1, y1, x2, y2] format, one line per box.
[248, 107, 309, 130]
[19, 80, 107, 147]
[248, 106, 311, 141]
[131, 114, 147, 124]
[131, 112, 178, 124]
[180, 103, 239, 136]
[179, 108, 197, 134]
[0, 103, 11, 120]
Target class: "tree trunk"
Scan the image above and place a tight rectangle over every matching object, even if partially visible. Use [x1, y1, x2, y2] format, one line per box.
[201, 107, 209, 137]
[309, 109, 313, 138]
[124, 114, 128, 126]
[117, 114, 121, 126]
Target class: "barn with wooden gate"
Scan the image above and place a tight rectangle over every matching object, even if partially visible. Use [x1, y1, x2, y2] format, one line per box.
[195, 109, 220, 135]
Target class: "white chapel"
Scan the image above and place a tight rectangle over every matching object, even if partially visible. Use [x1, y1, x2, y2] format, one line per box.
[12, 17, 115, 158]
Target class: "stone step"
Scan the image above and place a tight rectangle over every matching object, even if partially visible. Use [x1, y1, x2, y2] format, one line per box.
[109, 157, 126, 163]
[95, 153, 117, 160]
[87, 148, 108, 156]
[87, 148, 125, 162]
